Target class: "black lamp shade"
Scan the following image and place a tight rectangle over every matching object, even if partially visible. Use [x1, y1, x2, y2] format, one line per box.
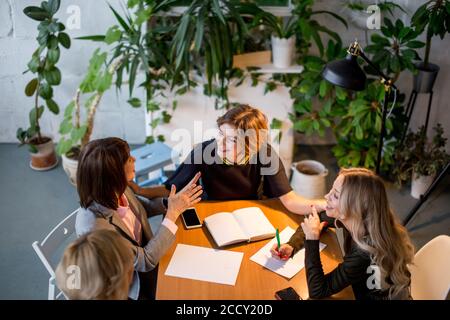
[322, 54, 366, 91]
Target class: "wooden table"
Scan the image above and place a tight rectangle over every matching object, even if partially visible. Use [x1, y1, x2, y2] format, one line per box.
[156, 199, 354, 300]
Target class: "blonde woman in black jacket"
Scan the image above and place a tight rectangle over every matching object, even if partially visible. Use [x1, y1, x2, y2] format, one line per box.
[271, 168, 414, 300]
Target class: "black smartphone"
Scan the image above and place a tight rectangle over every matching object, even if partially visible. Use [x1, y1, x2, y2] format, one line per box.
[181, 208, 202, 229]
[275, 287, 302, 300]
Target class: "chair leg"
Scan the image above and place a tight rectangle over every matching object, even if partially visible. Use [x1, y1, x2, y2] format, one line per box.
[48, 277, 56, 300]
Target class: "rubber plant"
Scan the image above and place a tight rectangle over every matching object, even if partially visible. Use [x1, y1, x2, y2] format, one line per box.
[411, 0, 450, 68]
[16, 0, 71, 170]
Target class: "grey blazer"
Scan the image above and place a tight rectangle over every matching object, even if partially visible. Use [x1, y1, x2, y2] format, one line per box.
[75, 187, 175, 300]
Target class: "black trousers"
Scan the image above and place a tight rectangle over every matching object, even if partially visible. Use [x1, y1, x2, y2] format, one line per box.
[137, 266, 158, 300]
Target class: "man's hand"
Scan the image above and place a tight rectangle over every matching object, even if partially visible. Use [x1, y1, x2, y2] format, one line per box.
[166, 172, 203, 222]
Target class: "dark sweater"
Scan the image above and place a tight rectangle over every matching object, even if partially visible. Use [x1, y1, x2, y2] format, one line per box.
[286, 212, 401, 300]
[164, 139, 292, 200]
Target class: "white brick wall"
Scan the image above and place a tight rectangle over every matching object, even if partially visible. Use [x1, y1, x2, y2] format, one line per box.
[0, 0, 146, 144]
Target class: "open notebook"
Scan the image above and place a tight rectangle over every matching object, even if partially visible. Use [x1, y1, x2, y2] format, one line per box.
[204, 207, 276, 247]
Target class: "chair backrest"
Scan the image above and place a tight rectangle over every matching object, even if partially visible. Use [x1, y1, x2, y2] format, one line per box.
[409, 235, 450, 300]
[32, 209, 78, 299]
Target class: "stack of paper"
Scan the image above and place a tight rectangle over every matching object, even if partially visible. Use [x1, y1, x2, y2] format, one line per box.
[250, 226, 327, 279]
[165, 244, 244, 285]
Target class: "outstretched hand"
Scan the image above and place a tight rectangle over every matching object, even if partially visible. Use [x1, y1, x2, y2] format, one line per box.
[165, 172, 203, 222]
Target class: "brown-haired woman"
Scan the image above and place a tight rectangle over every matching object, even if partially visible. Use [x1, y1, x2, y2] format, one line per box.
[75, 137, 202, 300]
[132, 104, 324, 215]
[271, 168, 415, 300]
[56, 230, 134, 300]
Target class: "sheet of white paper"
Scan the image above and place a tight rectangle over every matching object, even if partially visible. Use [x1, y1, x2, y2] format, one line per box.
[250, 227, 327, 279]
[165, 244, 244, 285]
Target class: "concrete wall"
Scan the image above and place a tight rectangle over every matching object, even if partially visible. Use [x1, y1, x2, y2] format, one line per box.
[1, 0, 449, 155]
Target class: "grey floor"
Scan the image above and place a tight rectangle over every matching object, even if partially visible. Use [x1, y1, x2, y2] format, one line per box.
[0, 143, 449, 299]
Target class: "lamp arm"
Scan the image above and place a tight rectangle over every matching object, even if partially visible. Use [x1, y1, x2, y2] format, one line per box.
[358, 50, 397, 91]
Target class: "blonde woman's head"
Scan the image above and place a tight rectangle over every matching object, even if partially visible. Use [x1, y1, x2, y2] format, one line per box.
[56, 229, 134, 300]
[324, 168, 415, 299]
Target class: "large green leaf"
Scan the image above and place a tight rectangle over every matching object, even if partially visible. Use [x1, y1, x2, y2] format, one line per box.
[39, 82, 53, 99]
[47, 47, 60, 64]
[105, 26, 122, 44]
[71, 125, 87, 143]
[58, 32, 71, 49]
[128, 97, 141, 108]
[59, 118, 73, 135]
[48, 0, 61, 15]
[27, 55, 40, 73]
[108, 4, 132, 34]
[56, 137, 73, 156]
[46, 98, 59, 114]
[44, 67, 61, 85]
[64, 101, 75, 118]
[25, 78, 39, 97]
[23, 6, 50, 21]
[76, 35, 106, 42]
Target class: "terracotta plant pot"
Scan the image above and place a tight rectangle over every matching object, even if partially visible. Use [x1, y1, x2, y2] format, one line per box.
[29, 137, 58, 171]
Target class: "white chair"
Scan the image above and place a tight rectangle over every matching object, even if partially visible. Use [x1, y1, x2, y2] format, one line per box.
[409, 235, 450, 300]
[32, 209, 78, 300]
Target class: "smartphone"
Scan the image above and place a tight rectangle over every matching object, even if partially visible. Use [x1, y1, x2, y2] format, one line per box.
[181, 208, 202, 229]
[275, 287, 302, 300]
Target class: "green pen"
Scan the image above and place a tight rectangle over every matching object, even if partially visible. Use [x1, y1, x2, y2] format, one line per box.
[276, 228, 281, 257]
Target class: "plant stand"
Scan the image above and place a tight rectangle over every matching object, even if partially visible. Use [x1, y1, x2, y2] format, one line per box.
[403, 161, 449, 227]
[401, 90, 434, 144]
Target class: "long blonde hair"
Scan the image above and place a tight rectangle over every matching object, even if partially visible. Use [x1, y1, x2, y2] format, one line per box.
[337, 168, 415, 299]
[56, 229, 133, 300]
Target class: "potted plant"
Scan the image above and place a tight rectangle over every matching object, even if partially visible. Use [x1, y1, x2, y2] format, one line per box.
[57, 49, 125, 185]
[78, 0, 182, 144]
[170, 0, 261, 102]
[252, 0, 347, 67]
[16, 0, 71, 170]
[364, 18, 424, 82]
[411, 0, 450, 93]
[393, 124, 450, 199]
[253, 11, 297, 68]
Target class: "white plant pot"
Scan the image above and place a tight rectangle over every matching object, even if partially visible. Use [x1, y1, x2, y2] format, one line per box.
[291, 160, 328, 199]
[62, 154, 79, 186]
[411, 172, 435, 199]
[271, 35, 295, 68]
